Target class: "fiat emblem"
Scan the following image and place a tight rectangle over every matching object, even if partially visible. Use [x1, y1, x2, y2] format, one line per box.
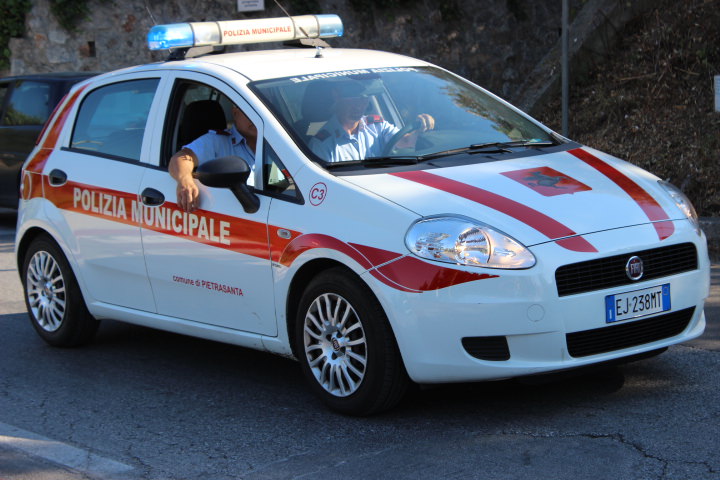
[626, 256, 644, 281]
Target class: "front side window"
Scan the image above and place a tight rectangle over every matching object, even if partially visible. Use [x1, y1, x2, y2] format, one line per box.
[164, 80, 236, 158]
[2, 80, 52, 126]
[251, 67, 555, 168]
[162, 79, 262, 175]
[71, 78, 159, 161]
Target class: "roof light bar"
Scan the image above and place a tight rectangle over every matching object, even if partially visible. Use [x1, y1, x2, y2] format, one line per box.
[148, 14, 343, 51]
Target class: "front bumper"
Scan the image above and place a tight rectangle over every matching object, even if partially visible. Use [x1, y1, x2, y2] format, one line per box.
[372, 221, 710, 384]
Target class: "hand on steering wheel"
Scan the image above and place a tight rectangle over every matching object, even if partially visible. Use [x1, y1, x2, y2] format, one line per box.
[382, 114, 435, 156]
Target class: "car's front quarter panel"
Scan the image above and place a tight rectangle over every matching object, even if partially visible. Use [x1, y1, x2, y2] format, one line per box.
[263, 164, 423, 354]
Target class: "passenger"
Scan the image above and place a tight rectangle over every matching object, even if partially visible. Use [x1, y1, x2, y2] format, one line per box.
[309, 81, 434, 162]
[169, 105, 257, 212]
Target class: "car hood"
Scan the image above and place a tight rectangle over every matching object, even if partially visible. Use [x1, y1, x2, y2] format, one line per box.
[340, 147, 683, 253]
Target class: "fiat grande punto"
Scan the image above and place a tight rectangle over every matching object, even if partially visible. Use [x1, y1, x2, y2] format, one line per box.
[15, 15, 709, 415]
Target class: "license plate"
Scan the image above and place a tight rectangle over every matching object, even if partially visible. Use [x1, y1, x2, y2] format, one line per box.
[605, 284, 671, 323]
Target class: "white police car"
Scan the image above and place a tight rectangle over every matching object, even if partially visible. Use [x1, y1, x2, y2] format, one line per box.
[16, 15, 709, 415]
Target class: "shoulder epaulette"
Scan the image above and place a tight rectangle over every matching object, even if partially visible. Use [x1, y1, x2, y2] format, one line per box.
[366, 114, 384, 124]
[212, 129, 231, 136]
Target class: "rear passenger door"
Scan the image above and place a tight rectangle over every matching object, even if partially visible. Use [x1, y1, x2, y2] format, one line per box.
[41, 74, 162, 311]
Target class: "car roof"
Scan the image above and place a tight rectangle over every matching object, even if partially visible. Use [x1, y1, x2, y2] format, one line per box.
[123, 48, 430, 82]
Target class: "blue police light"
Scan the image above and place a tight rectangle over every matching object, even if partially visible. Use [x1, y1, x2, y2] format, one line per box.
[148, 23, 195, 50]
[315, 14, 344, 38]
[148, 15, 343, 51]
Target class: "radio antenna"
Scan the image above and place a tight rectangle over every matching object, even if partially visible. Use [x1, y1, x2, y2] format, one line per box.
[273, 0, 310, 38]
[145, 0, 158, 25]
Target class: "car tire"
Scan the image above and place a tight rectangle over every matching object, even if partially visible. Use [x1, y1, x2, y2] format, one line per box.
[21, 235, 99, 347]
[295, 267, 409, 415]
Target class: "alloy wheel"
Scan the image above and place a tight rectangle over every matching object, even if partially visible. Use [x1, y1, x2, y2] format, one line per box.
[302, 292, 367, 397]
[26, 250, 66, 332]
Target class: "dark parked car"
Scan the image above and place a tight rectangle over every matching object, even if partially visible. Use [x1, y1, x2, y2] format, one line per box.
[0, 72, 96, 208]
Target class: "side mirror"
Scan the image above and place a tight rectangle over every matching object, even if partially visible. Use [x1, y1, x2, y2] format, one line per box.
[196, 156, 260, 214]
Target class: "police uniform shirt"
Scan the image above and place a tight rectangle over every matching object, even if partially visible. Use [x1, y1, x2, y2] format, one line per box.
[309, 115, 399, 162]
[184, 125, 255, 167]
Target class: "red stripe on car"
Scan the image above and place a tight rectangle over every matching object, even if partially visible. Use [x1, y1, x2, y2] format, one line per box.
[568, 148, 674, 240]
[390, 170, 597, 253]
[44, 178, 268, 256]
[279, 234, 496, 291]
[44, 179, 498, 293]
[375, 256, 498, 291]
[279, 233, 373, 270]
[348, 243, 403, 266]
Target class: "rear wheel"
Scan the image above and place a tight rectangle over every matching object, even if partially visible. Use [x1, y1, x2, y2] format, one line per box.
[21, 235, 99, 347]
[295, 268, 409, 415]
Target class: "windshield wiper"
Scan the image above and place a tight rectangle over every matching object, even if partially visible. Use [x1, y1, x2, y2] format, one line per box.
[416, 140, 557, 162]
[360, 156, 420, 167]
[469, 140, 556, 150]
[322, 140, 556, 169]
[324, 156, 419, 169]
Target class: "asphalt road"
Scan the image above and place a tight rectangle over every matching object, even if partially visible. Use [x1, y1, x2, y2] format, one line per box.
[0, 208, 718, 480]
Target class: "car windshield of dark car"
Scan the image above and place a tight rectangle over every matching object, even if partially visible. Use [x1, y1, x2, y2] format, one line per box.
[250, 66, 554, 167]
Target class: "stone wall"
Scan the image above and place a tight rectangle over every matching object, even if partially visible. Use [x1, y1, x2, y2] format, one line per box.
[9, 0, 581, 105]
[9, 0, 657, 110]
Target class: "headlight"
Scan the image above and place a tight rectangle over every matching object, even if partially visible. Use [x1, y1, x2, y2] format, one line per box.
[405, 217, 536, 269]
[659, 181, 699, 229]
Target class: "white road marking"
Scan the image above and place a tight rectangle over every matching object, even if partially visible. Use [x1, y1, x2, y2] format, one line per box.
[0, 421, 134, 478]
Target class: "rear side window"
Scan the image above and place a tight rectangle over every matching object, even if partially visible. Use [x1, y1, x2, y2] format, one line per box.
[71, 79, 159, 161]
[2, 81, 52, 126]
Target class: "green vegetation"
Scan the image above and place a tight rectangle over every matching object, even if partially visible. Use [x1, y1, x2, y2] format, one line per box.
[1, 0, 95, 70]
[3, 106, 43, 126]
[49, 0, 91, 32]
[0, 0, 32, 70]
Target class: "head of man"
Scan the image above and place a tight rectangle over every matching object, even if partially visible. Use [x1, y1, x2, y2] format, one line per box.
[331, 81, 374, 126]
[232, 105, 257, 140]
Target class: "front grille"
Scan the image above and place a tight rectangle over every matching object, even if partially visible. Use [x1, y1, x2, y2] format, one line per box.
[555, 243, 697, 297]
[462, 336, 510, 361]
[566, 307, 694, 358]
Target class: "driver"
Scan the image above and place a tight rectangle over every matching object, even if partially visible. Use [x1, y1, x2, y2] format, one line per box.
[309, 81, 434, 163]
[169, 104, 257, 212]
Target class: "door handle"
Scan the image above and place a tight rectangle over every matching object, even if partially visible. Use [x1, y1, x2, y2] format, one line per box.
[48, 169, 67, 186]
[141, 187, 165, 206]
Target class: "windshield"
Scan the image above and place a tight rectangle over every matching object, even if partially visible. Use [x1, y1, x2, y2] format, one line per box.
[250, 66, 554, 165]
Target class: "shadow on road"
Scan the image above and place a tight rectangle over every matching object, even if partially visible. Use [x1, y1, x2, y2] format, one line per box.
[689, 264, 720, 351]
[1, 309, 648, 419]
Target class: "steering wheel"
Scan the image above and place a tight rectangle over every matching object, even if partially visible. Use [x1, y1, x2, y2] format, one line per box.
[381, 118, 423, 156]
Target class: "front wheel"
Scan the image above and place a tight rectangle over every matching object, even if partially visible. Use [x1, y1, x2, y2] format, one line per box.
[21, 235, 99, 347]
[295, 268, 409, 415]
